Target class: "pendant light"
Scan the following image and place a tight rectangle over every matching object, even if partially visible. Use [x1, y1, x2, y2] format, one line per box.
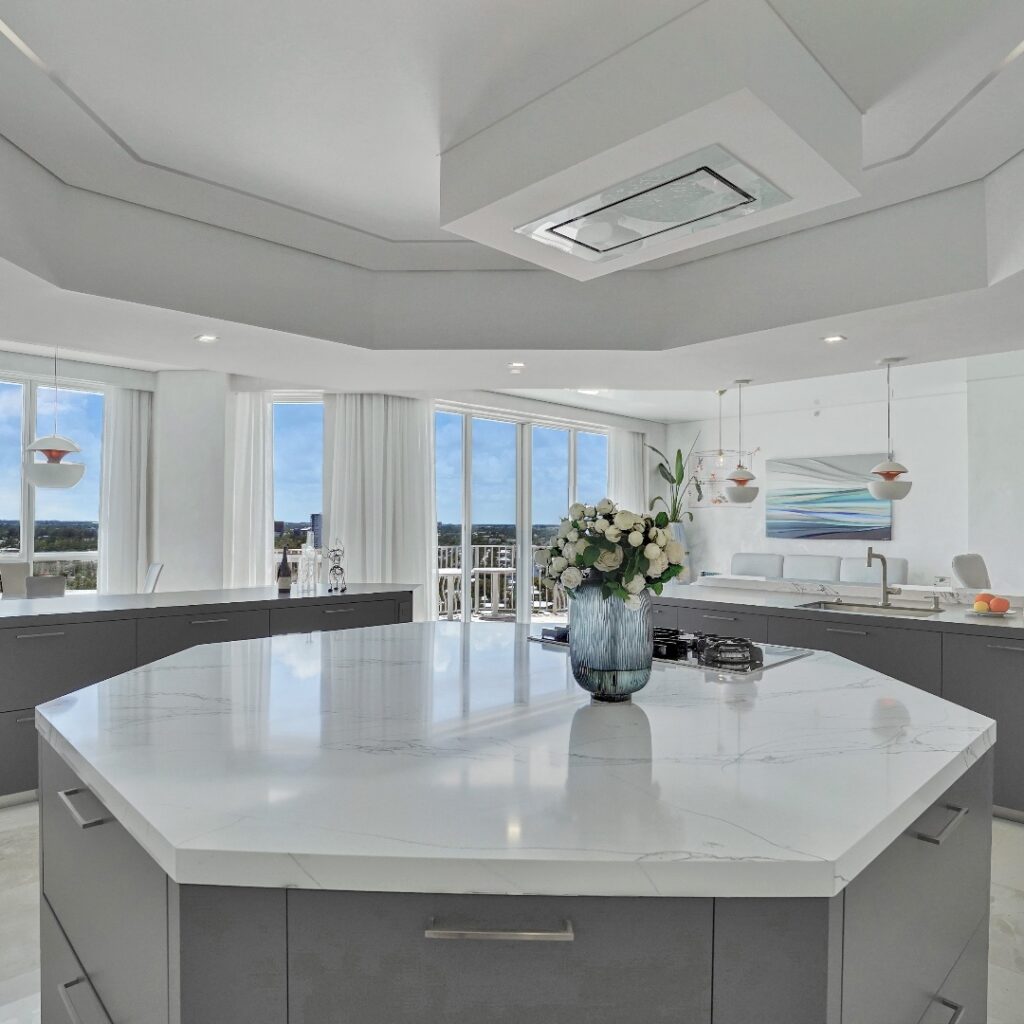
[726, 379, 758, 503]
[25, 348, 85, 490]
[715, 388, 726, 466]
[868, 357, 911, 501]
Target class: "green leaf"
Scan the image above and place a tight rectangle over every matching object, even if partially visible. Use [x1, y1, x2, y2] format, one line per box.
[582, 546, 600, 567]
[655, 510, 669, 529]
[674, 448, 684, 484]
[652, 582, 664, 595]
[657, 463, 675, 486]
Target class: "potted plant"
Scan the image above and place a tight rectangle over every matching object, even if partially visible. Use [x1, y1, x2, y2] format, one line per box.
[646, 437, 702, 584]
[536, 498, 686, 702]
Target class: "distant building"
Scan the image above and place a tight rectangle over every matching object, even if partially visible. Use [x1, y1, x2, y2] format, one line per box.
[274, 520, 284, 536]
[311, 513, 323, 548]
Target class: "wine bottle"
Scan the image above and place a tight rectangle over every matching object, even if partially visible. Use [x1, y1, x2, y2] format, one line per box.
[276, 547, 292, 593]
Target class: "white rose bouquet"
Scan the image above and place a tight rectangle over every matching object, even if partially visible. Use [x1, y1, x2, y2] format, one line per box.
[536, 498, 685, 609]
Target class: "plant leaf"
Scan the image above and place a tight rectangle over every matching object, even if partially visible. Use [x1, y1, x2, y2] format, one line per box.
[674, 448, 684, 483]
[657, 463, 675, 486]
[655, 510, 669, 529]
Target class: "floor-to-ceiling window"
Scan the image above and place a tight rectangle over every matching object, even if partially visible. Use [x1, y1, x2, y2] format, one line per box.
[434, 406, 608, 624]
[272, 400, 324, 557]
[0, 377, 104, 591]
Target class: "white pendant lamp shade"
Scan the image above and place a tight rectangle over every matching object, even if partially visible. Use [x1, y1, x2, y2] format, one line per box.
[868, 358, 911, 501]
[727, 379, 758, 503]
[26, 435, 85, 489]
[26, 348, 85, 490]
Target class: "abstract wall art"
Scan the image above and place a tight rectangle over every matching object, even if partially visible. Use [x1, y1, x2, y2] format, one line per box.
[765, 454, 892, 540]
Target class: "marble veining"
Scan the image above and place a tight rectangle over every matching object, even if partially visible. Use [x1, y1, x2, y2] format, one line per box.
[36, 622, 994, 898]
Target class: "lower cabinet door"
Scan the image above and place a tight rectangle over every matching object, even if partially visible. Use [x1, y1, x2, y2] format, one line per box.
[40, 742, 169, 1024]
[269, 599, 398, 636]
[651, 602, 680, 631]
[136, 608, 269, 664]
[41, 898, 113, 1024]
[766, 616, 942, 693]
[288, 891, 713, 1024]
[917, 916, 989, 1024]
[0, 708, 38, 796]
[841, 753, 992, 1024]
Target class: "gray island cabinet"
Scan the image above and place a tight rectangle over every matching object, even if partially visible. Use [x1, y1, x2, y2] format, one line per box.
[0, 584, 414, 798]
[35, 622, 995, 1024]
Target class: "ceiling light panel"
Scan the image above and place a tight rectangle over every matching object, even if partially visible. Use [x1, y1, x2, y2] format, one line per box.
[515, 146, 788, 265]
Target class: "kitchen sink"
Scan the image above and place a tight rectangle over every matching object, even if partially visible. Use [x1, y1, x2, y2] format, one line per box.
[798, 600, 942, 618]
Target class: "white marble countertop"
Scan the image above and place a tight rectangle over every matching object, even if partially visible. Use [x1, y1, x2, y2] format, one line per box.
[0, 583, 417, 627]
[36, 622, 994, 898]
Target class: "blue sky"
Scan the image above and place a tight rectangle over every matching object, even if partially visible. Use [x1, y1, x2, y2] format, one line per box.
[273, 402, 323, 522]
[435, 411, 608, 524]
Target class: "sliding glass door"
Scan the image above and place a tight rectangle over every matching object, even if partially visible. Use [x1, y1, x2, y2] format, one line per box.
[531, 426, 569, 622]
[471, 417, 517, 620]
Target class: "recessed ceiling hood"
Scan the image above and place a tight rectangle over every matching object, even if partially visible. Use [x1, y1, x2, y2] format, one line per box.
[515, 145, 789, 265]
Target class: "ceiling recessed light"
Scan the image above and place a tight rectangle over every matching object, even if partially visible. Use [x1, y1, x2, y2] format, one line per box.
[195, 333, 219, 344]
[576, 388, 603, 396]
[507, 361, 525, 374]
[822, 334, 846, 344]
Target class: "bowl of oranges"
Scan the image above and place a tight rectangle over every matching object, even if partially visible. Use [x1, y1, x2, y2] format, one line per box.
[970, 592, 1014, 616]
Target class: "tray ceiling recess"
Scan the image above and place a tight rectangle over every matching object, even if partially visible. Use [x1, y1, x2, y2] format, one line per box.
[515, 147, 788, 265]
[441, 0, 862, 281]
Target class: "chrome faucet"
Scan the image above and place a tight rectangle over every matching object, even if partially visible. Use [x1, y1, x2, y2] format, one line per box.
[867, 547, 890, 608]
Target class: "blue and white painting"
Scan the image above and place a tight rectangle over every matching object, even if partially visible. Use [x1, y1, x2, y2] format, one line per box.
[765, 454, 892, 540]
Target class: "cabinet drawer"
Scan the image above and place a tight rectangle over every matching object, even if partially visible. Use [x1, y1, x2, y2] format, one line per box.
[676, 606, 768, 641]
[40, 742, 168, 1024]
[0, 708, 38, 796]
[767, 616, 941, 693]
[917, 914, 988, 1024]
[650, 602, 679, 630]
[136, 608, 269, 664]
[270, 598, 398, 636]
[0, 619, 136, 713]
[41, 897, 114, 1024]
[288, 890, 712, 1024]
[842, 752, 992, 1024]
[942, 632, 1024, 811]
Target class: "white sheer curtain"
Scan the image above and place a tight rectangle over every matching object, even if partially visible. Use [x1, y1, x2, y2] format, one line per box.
[608, 428, 649, 514]
[224, 391, 274, 589]
[98, 387, 152, 594]
[323, 393, 435, 619]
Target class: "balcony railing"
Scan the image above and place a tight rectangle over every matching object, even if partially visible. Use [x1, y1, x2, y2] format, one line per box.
[274, 544, 567, 619]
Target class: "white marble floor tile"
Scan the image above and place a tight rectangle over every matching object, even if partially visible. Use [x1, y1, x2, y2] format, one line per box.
[993, 819, 1024, 895]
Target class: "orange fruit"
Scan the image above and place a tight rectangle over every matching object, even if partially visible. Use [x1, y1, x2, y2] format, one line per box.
[990, 597, 1010, 613]
[973, 600, 990, 612]
[976, 592, 995, 604]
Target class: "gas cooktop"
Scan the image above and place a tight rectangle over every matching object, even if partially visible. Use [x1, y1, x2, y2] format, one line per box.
[530, 626, 812, 674]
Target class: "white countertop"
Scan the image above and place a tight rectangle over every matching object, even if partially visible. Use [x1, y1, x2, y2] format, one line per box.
[36, 622, 994, 898]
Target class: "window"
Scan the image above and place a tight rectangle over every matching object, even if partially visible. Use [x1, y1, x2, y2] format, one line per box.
[272, 401, 324, 551]
[0, 377, 104, 591]
[434, 407, 608, 624]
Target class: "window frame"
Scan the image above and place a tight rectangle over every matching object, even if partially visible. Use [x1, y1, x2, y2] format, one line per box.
[435, 400, 610, 624]
[269, 392, 325, 558]
[0, 370, 106, 587]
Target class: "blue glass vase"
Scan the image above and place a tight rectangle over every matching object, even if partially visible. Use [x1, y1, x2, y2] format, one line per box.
[568, 577, 654, 702]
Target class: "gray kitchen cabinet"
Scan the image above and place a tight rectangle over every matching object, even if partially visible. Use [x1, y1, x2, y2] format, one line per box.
[0, 709, 38, 796]
[270, 598, 400, 636]
[39, 742, 169, 1024]
[41, 897, 113, 1024]
[287, 890, 713, 1024]
[942, 632, 1024, 812]
[917, 915, 989, 1024]
[0, 618, 136, 713]
[650, 600, 679, 630]
[766, 615, 942, 693]
[675, 604, 768, 641]
[136, 608, 269, 664]
[841, 753, 992, 1024]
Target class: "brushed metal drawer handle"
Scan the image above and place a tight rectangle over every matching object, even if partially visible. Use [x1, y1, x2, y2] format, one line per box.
[59, 976, 110, 1024]
[913, 803, 968, 845]
[322, 607, 356, 615]
[934, 996, 965, 1024]
[15, 715, 34, 725]
[58, 788, 112, 830]
[986, 643, 1024, 653]
[703, 614, 737, 622]
[16, 630, 65, 640]
[424, 918, 574, 942]
[825, 627, 869, 636]
[189, 617, 230, 625]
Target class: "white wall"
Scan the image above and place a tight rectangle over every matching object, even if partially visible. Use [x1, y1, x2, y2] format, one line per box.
[151, 370, 229, 591]
[666, 361, 969, 585]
